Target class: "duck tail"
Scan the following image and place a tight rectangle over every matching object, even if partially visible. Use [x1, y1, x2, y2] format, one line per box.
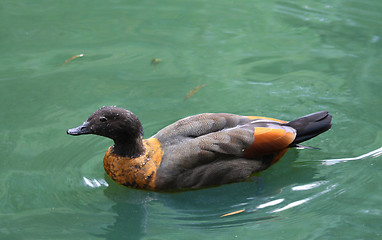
[286, 111, 332, 147]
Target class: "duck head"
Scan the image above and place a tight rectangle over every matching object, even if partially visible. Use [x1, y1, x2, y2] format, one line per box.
[67, 106, 144, 157]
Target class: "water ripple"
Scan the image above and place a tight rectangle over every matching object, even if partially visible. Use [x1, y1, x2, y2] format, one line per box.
[82, 177, 109, 188]
[321, 146, 382, 165]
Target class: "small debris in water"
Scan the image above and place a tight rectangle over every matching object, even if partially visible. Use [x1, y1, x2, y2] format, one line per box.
[62, 53, 84, 66]
[220, 209, 245, 217]
[151, 58, 162, 71]
[184, 84, 207, 101]
[151, 58, 162, 65]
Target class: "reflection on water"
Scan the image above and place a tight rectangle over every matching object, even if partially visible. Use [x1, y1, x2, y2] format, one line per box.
[84, 145, 382, 239]
[96, 151, 331, 238]
[322, 146, 382, 165]
[82, 177, 109, 188]
[273, 183, 336, 213]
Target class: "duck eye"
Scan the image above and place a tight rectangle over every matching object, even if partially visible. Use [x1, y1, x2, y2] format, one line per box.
[99, 117, 107, 122]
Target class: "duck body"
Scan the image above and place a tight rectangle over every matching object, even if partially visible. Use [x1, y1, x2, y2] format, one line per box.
[67, 107, 332, 191]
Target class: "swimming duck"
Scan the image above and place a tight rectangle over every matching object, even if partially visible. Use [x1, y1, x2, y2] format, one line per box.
[67, 106, 332, 191]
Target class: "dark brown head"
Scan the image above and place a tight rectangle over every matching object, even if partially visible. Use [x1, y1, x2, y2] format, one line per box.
[67, 106, 144, 157]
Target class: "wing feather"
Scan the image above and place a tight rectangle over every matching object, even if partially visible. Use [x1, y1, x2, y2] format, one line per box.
[243, 126, 296, 158]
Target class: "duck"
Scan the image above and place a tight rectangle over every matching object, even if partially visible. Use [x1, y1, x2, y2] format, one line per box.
[67, 106, 332, 191]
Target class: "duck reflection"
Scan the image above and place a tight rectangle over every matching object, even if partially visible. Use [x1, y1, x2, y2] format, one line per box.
[99, 150, 322, 238]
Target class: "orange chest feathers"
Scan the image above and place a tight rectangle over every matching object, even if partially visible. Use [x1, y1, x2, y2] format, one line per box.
[103, 138, 163, 190]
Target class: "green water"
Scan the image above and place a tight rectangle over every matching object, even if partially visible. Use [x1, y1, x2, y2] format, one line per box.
[1, 0, 382, 239]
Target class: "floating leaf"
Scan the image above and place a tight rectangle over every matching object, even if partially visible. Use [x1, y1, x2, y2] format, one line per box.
[184, 84, 207, 101]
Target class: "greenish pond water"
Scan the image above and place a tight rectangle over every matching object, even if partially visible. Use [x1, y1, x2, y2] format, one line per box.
[1, 0, 382, 239]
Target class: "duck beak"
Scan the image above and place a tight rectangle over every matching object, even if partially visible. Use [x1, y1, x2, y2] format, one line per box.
[67, 122, 93, 136]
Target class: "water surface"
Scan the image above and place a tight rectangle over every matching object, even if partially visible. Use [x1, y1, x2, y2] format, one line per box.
[1, 0, 382, 239]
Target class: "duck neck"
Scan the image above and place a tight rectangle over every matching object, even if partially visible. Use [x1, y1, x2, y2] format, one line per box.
[112, 137, 145, 158]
